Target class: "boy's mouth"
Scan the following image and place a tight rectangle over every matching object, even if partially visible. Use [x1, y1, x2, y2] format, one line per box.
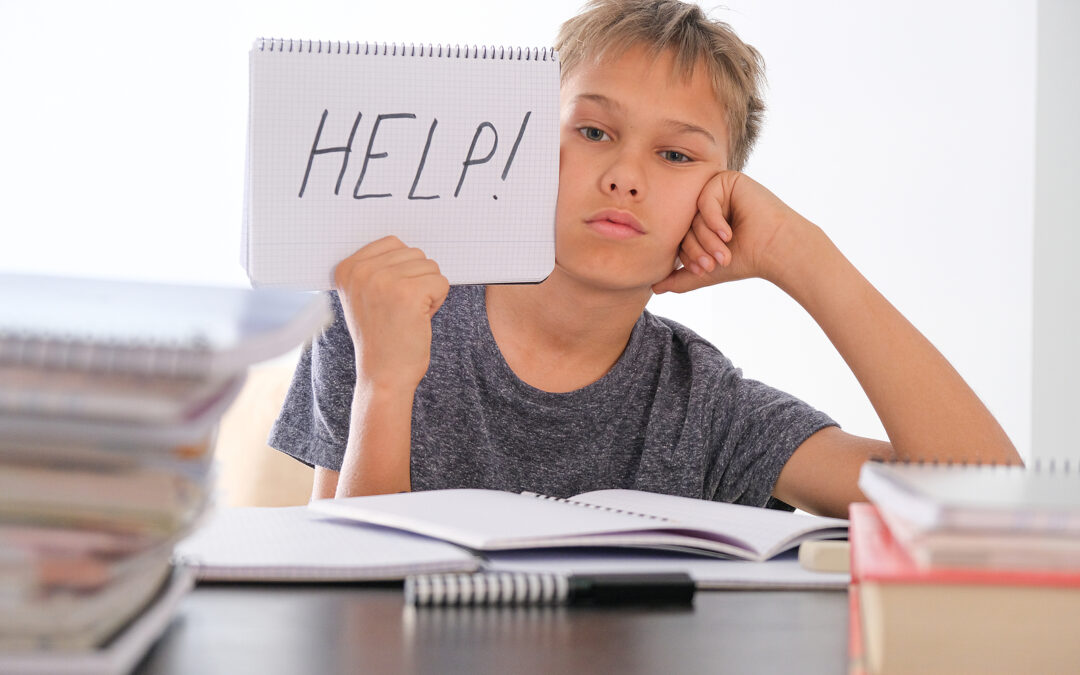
[585, 209, 646, 239]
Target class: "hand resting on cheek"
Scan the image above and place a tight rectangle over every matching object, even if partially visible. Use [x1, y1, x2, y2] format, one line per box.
[653, 171, 815, 295]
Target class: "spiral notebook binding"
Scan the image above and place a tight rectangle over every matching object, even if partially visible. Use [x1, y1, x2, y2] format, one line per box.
[256, 38, 557, 62]
[873, 457, 1077, 474]
[406, 572, 568, 606]
[0, 331, 212, 378]
[525, 493, 670, 522]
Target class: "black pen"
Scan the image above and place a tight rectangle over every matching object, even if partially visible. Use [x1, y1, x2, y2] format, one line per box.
[405, 571, 695, 607]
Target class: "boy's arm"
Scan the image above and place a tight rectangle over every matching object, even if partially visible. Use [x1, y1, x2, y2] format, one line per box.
[318, 236, 449, 499]
[766, 225, 1019, 517]
[654, 172, 1021, 519]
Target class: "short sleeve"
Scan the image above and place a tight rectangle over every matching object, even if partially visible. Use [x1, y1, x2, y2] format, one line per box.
[267, 292, 357, 471]
[708, 365, 837, 508]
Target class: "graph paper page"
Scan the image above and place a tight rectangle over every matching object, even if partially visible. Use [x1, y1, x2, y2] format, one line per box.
[245, 40, 559, 289]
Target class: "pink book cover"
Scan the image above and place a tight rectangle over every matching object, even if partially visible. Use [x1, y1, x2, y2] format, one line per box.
[848, 502, 1080, 587]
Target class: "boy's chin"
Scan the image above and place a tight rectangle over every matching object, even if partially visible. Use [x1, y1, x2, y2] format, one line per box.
[557, 258, 672, 294]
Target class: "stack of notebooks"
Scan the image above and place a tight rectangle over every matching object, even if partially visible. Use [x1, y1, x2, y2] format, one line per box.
[851, 460, 1080, 674]
[0, 273, 329, 674]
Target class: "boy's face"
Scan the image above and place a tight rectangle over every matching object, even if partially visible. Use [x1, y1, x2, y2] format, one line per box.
[555, 44, 730, 292]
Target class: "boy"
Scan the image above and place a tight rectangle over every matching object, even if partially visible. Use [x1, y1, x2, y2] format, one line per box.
[269, 0, 1020, 519]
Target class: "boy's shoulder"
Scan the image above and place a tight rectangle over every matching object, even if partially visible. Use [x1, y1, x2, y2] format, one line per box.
[639, 308, 726, 362]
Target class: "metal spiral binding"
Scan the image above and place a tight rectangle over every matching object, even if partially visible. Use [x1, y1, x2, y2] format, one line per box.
[877, 458, 1075, 474]
[526, 493, 669, 521]
[406, 572, 569, 606]
[256, 38, 557, 61]
[0, 331, 211, 378]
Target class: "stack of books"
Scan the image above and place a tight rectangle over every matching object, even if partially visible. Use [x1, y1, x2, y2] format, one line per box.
[851, 460, 1080, 674]
[0, 273, 328, 673]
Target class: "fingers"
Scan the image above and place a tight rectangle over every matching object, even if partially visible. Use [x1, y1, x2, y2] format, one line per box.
[677, 227, 704, 276]
[411, 272, 450, 318]
[677, 174, 735, 279]
[676, 217, 730, 280]
[335, 237, 445, 290]
[697, 188, 732, 244]
[652, 266, 707, 295]
[337, 235, 408, 267]
[691, 213, 731, 271]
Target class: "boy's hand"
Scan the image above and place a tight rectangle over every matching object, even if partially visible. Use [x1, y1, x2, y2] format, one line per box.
[652, 171, 814, 294]
[334, 236, 450, 392]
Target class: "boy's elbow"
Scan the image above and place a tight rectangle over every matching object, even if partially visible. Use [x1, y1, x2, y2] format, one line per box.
[310, 466, 340, 501]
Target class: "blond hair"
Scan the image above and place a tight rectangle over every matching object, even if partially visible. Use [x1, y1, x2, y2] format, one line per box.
[555, 0, 766, 171]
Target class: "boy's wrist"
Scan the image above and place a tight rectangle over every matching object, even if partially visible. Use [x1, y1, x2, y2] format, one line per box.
[354, 372, 421, 403]
[760, 218, 837, 296]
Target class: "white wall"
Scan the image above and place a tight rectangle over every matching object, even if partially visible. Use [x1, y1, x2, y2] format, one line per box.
[648, 1, 1036, 456]
[0, 1, 1035, 456]
[1033, 0, 1080, 464]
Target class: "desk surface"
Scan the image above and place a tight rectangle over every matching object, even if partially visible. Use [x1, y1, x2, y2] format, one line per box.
[137, 585, 849, 674]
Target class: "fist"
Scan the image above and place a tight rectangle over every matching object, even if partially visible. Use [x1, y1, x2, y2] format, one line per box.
[653, 171, 811, 294]
[334, 236, 450, 392]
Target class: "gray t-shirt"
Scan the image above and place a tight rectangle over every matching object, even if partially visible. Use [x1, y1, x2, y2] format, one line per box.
[269, 286, 836, 508]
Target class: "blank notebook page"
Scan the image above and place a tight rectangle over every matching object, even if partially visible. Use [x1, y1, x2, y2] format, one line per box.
[174, 506, 479, 581]
[245, 40, 560, 289]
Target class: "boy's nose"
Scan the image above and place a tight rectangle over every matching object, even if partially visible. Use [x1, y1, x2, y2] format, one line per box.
[609, 183, 638, 197]
[600, 151, 645, 200]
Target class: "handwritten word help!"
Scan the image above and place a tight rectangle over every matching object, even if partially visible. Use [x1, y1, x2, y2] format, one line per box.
[297, 110, 532, 201]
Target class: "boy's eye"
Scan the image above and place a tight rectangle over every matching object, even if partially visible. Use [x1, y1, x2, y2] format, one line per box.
[579, 127, 610, 142]
[660, 150, 692, 163]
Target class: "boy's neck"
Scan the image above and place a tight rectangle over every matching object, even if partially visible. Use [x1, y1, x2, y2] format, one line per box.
[485, 268, 651, 393]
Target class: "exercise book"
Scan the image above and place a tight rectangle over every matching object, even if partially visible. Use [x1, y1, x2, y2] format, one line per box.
[309, 488, 849, 562]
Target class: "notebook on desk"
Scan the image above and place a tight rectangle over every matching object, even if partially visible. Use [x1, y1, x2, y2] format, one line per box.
[174, 506, 479, 581]
[174, 499, 848, 589]
[482, 549, 849, 590]
[308, 488, 849, 562]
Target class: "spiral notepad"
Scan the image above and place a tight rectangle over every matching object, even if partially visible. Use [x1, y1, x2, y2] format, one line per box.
[404, 571, 695, 606]
[0, 273, 330, 378]
[858, 459, 1080, 535]
[243, 38, 560, 290]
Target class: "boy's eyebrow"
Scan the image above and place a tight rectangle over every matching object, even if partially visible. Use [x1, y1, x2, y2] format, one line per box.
[574, 93, 628, 114]
[660, 119, 718, 146]
[573, 93, 717, 146]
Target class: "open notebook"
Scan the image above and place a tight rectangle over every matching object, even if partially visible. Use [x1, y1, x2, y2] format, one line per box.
[174, 501, 849, 589]
[308, 488, 849, 562]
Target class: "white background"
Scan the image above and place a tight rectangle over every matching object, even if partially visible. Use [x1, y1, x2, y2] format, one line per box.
[0, 1, 1039, 458]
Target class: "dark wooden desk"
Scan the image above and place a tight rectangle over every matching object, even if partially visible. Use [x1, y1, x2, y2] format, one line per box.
[138, 584, 849, 674]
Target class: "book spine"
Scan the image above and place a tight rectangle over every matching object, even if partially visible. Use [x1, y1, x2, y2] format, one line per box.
[254, 38, 557, 63]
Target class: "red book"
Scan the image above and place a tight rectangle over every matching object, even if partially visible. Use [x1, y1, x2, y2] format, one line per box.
[847, 584, 866, 675]
[849, 502, 1080, 674]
